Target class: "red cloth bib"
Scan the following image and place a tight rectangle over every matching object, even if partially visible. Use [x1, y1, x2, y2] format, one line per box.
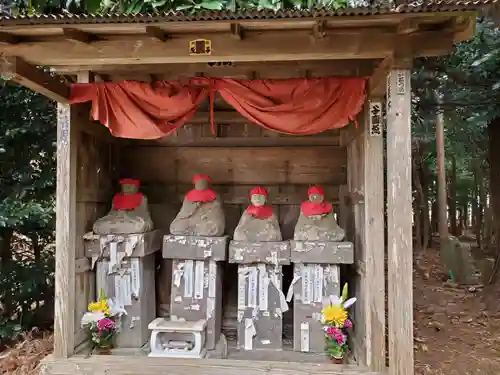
[247, 205, 274, 219]
[113, 192, 143, 210]
[186, 188, 217, 203]
[301, 201, 332, 216]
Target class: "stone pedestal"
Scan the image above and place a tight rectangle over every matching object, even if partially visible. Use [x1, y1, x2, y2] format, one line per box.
[163, 235, 228, 350]
[85, 231, 162, 348]
[229, 241, 290, 351]
[289, 241, 354, 353]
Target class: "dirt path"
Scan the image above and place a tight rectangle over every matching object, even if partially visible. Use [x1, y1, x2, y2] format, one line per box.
[414, 248, 500, 375]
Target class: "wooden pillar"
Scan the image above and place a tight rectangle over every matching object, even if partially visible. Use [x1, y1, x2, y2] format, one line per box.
[386, 68, 414, 375]
[363, 98, 386, 371]
[54, 102, 78, 358]
[54, 72, 89, 358]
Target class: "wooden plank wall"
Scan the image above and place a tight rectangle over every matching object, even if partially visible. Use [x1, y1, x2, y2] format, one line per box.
[73, 110, 118, 348]
[120, 121, 347, 327]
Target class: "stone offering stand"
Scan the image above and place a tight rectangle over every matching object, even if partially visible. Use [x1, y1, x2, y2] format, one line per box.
[229, 241, 291, 351]
[289, 241, 354, 353]
[84, 230, 163, 348]
[162, 235, 228, 352]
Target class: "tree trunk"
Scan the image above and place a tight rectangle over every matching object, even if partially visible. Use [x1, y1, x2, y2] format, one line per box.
[487, 117, 500, 283]
[0, 228, 13, 265]
[449, 155, 458, 236]
[421, 153, 432, 248]
[412, 151, 423, 252]
[473, 160, 485, 249]
[436, 104, 448, 242]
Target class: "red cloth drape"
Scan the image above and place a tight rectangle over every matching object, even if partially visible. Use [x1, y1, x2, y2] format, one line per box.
[215, 77, 365, 135]
[70, 77, 366, 139]
[70, 81, 209, 139]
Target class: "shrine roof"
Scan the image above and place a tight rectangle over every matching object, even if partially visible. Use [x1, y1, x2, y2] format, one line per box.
[0, 1, 494, 26]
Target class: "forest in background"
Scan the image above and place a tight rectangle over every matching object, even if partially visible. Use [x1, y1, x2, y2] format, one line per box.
[1, 0, 500, 353]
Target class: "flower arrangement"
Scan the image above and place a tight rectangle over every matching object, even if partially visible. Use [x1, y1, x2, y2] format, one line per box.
[80, 289, 126, 353]
[320, 283, 356, 363]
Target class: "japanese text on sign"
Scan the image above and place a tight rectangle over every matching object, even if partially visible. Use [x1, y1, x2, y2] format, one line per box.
[369, 101, 382, 137]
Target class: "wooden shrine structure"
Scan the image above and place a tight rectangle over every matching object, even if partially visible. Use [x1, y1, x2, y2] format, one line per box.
[0, 4, 491, 375]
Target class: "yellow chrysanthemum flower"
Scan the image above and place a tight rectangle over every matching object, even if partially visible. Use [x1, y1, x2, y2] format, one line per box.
[88, 299, 109, 314]
[322, 304, 348, 327]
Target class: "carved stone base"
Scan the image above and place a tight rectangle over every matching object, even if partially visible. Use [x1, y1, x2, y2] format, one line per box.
[84, 230, 163, 259]
[163, 235, 228, 261]
[290, 263, 341, 353]
[236, 264, 288, 351]
[96, 254, 156, 348]
[229, 241, 291, 265]
[290, 241, 353, 264]
[148, 318, 207, 359]
[169, 259, 223, 350]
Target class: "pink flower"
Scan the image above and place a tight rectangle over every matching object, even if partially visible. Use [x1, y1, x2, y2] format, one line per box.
[97, 317, 115, 331]
[335, 334, 346, 345]
[344, 319, 353, 329]
[327, 326, 340, 336]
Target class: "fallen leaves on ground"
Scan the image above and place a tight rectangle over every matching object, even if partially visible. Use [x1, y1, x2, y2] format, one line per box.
[0, 331, 53, 375]
[414, 247, 500, 375]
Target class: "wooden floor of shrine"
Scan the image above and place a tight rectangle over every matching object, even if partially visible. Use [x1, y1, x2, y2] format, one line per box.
[40, 355, 383, 375]
[40, 337, 385, 375]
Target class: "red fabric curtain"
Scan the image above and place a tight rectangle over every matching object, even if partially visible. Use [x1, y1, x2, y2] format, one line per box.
[215, 77, 366, 135]
[70, 77, 366, 139]
[70, 80, 209, 139]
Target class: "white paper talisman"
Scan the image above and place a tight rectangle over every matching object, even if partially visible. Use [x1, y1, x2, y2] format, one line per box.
[313, 265, 324, 303]
[194, 260, 204, 300]
[183, 260, 194, 298]
[301, 265, 313, 305]
[258, 265, 268, 311]
[130, 258, 140, 298]
[247, 266, 258, 308]
[208, 261, 217, 298]
[300, 322, 310, 352]
[237, 267, 247, 310]
[114, 274, 123, 307]
[122, 274, 132, 306]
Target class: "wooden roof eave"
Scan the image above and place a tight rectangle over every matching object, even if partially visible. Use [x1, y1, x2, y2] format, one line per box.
[0, 12, 476, 103]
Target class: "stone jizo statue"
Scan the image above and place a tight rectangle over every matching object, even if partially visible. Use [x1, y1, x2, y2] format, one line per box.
[233, 186, 282, 242]
[93, 178, 154, 235]
[169, 174, 225, 236]
[293, 185, 345, 241]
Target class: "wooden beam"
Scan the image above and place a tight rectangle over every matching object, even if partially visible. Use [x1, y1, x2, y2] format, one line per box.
[230, 23, 243, 40]
[146, 26, 169, 42]
[397, 19, 420, 35]
[368, 56, 393, 97]
[362, 100, 386, 371]
[0, 56, 70, 103]
[313, 20, 327, 39]
[54, 103, 77, 358]
[51, 59, 375, 78]
[386, 69, 414, 375]
[0, 32, 20, 45]
[0, 29, 455, 67]
[63, 28, 97, 44]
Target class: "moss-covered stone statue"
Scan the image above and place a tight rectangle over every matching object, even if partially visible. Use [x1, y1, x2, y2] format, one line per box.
[233, 186, 282, 242]
[293, 185, 344, 241]
[169, 174, 225, 236]
[93, 178, 154, 235]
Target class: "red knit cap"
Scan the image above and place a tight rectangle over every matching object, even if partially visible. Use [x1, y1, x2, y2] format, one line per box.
[250, 186, 268, 197]
[120, 178, 140, 187]
[193, 174, 210, 184]
[308, 186, 325, 196]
